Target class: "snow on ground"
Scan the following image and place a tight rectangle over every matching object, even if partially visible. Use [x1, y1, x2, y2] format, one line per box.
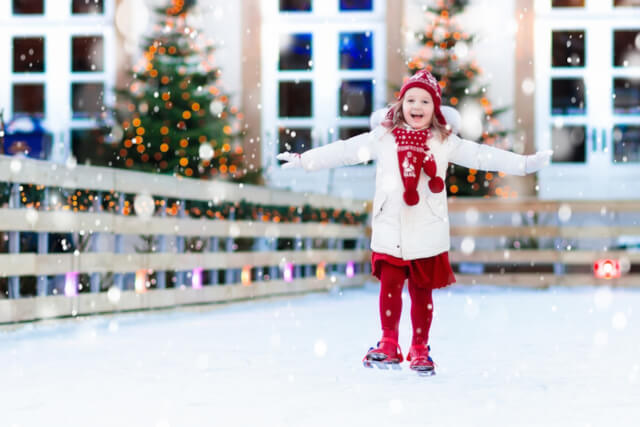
[1, 283, 639, 427]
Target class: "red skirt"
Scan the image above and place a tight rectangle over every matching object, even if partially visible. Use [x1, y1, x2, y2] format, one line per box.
[371, 251, 456, 290]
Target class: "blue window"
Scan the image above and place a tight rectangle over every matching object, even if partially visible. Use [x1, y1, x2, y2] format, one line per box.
[279, 33, 312, 70]
[339, 32, 373, 70]
[278, 128, 312, 157]
[339, 80, 373, 117]
[613, 125, 640, 163]
[613, 78, 640, 114]
[551, 78, 585, 115]
[280, 0, 312, 12]
[339, 0, 373, 11]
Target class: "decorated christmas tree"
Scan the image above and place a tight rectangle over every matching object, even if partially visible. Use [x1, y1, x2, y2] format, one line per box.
[407, 0, 511, 197]
[113, 0, 248, 180]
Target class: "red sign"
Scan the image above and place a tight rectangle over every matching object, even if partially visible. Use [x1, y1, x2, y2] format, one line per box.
[593, 259, 621, 279]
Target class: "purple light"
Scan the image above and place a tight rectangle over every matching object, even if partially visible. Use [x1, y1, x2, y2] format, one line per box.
[192, 268, 203, 289]
[64, 272, 79, 297]
[284, 262, 294, 283]
[346, 261, 355, 278]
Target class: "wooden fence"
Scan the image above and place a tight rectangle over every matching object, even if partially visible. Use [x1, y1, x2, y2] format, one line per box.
[447, 198, 640, 287]
[0, 155, 371, 323]
[1, 154, 638, 324]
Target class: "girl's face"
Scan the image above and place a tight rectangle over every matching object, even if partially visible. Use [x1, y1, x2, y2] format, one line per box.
[402, 87, 434, 130]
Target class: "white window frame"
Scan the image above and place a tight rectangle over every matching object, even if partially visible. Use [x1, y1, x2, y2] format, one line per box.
[0, 0, 115, 163]
[261, 0, 386, 197]
[534, 0, 640, 199]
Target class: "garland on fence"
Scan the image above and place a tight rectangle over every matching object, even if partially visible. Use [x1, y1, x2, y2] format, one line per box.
[0, 183, 368, 226]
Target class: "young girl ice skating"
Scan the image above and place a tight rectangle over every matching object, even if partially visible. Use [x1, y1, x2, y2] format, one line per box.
[277, 69, 552, 374]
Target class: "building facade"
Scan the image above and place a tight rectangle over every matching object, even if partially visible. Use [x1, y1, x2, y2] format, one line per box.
[1, 0, 639, 199]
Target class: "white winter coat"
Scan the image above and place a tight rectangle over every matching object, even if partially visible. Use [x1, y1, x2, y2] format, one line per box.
[300, 126, 528, 260]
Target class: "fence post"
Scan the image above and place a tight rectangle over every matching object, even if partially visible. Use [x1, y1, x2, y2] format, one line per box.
[36, 188, 50, 296]
[270, 237, 279, 281]
[89, 191, 102, 293]
[8, 183, 21, 298]
[113, 193, 125, 290]
[225, 208, 235, 284]
[209, 236, 219, 285]
[175, 200, 186, 287]
[304, 237, 313, 278]
[155, 197, 167, 289]
[335, 237, 344, 275]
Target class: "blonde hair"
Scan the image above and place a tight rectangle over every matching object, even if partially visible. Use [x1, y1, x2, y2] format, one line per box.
[383, 98, 451, 140]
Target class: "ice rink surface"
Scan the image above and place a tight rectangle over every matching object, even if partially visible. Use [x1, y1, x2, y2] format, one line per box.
[2, 283, 639, 427]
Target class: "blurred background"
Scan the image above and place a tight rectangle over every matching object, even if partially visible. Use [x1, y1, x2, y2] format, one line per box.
[1, 0, 638, 200]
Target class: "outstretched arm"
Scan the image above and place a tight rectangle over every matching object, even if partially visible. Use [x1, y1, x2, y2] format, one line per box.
[447, 134, 552, 175]
[277, 128, 383, 171]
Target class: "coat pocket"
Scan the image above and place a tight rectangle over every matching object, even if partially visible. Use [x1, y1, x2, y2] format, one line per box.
[425, 195, 447, 219]
[372, 194, 388, 219]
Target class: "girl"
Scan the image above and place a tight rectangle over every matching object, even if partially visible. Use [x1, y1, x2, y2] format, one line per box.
[277, 69, 552, 374]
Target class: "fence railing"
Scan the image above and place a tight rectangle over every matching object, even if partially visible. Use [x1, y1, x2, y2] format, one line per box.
[0, 155, 371, 323]
[1, 154, 638, 324]
[447, 198, 640, 287]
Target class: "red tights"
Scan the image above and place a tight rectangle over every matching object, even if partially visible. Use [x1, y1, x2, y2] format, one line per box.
[378, 262, 433, 347]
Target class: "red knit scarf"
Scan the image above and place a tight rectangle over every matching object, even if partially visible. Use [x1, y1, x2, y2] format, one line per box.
[392, 127, 444, 206]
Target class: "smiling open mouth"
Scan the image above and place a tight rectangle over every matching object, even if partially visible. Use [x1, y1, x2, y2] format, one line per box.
[410, 113, 424, 120]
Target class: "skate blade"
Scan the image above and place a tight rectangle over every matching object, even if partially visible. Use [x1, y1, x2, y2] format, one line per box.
[414, 368, 435, 377]
[363, 359, 401, 370]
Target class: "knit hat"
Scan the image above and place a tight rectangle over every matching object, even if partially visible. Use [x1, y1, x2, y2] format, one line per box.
[383, 69, 448, 128]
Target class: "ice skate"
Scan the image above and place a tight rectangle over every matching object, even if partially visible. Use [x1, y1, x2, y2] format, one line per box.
[363, 337, 403, 370]
[407, 344, 435, 376]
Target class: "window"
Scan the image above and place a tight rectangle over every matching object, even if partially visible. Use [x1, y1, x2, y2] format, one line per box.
[72, 0, 104, 14]
[613, 78, 640, 114]
[13, 37, 45, 73]
[279, 81, 312, 117]
[339, 80, 373, 117]
[13, 0, 44, 14]
[339, 127, 369, 140]
[551, 78, 586, 115]
[339, 32, 373, 70]
[552, 0, 584, 7]
[613, 30, 640, 67]
[552, 31, 585, 67]
[279, 34, 312, 70]
[614, 0, 640, 6]
[339, 0, 373, 11]
[72, 36, 104, 72]
[551, 125, 586, 163]
[71, 128, 108, 165]
[278, 128, 312, 156]
[613, 125, 640, 163]
[279, 0, 311, 12]
[72, 82, 104, 117]
[13, 84, 45, 115]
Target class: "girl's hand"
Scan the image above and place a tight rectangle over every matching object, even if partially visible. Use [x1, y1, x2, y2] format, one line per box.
[276, 152, 303, 169]
[524, 150, 553, 173]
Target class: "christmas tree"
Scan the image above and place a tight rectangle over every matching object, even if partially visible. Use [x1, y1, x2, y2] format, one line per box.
[113, 0, 248, 180]
[407, 0, 511, 197]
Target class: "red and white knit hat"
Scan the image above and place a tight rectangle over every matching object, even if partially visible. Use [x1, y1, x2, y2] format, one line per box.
[384, 69, 448, 128]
